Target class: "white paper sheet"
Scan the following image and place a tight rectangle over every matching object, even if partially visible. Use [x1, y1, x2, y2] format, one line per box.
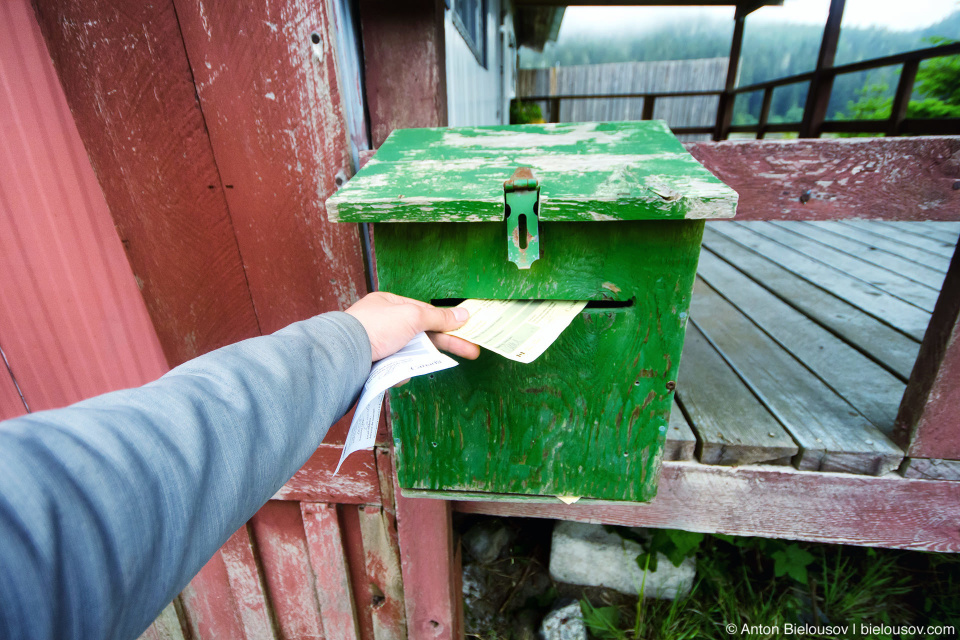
[335, 332, 458, 474]
[445, 299, 588, 364]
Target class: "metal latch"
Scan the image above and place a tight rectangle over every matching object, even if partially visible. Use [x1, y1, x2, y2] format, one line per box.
[504, 168, 540, 269]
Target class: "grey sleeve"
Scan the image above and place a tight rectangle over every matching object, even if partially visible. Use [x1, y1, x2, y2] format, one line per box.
[0, 311, 372, 640]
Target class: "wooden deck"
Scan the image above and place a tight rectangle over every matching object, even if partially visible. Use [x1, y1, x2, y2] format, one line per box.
[666, 219, 959, 476]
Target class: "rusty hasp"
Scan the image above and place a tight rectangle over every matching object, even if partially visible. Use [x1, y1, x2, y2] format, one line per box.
[504, 167, 540, 269]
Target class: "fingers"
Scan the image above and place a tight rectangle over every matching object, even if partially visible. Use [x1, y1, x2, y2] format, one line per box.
[429, 332, 481, 360]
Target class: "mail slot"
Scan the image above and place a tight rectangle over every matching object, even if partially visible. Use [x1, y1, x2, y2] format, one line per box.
[327, 121, 737, 502]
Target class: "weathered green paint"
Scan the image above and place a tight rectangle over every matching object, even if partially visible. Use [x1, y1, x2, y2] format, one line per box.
[504, 185, 540, 269]
[377, 220, 705, 502]
[327, 121, 738, 223]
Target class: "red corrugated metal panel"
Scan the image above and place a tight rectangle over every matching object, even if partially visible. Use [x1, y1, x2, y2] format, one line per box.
[0, 0, 169, 411]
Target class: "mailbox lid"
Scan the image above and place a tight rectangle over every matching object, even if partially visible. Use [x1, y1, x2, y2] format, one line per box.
[326, 121, 737, 223]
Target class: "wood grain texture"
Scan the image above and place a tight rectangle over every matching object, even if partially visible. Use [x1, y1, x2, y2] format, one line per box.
[878, 221, 960, 245]
[339, 505, 378, 640]
[455, 461, 960, 552]
[743, 221, 940, 312]
[359, 0, 447, 148]
[395, 494, 461, 639]
[709, 222, 931, 341]
[180, 526, 277, 640]
[378, 220, 704, 501]
[702, 227, 921, 379]
[358, 506, 407, 640]
[685, 137, 960, 221]
[249, 501, 326, 640]
[136, 602, 186, 640]
[32, 0, 260, 365]
[327, 122, 738, 222]
[690, 279, 903, 475]
[839, 220, 957, 258]
[678, 323, 798, 465]
[173, 0, 368, 335]
[697, 249, 906, 433]
[895, 244, 960, 459]
[902, 458, 960, 481]
[302, 503, 361, 640]
[814, 221, 951, 272]
[770, 221, 947, 291]
[272, 444, 380, 504]
[664, 399, 697, 462]
[0, 355, 27, 420]
[0, 0, 169, 412]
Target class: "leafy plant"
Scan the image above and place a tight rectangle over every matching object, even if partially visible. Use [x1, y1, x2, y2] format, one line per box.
[771, 544, 815, 584]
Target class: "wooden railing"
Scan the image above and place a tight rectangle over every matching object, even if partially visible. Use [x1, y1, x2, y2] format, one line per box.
[514, 41, 960, 140]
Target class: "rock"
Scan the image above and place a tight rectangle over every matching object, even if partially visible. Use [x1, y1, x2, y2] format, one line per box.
[511, 608, 540, 640]
[549, 521, 695, 599]
[461, 563, 497, 632]
[540, 601, 586, 640]
[462, 520, 513, 564]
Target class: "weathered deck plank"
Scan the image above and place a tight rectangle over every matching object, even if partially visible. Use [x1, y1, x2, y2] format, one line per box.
[702, 227, 921, 379]
[708, 223, 931, 340]
[740, 222, 940, 312]
[769, 221, 947, 290]
[813, 221, 951, 272]
[697, 250, 906, 434]
[677, 324, 798, 465]
[839, 220, 957, 258]
[689, 279, 903, 475]
[873, 220, 960, 245]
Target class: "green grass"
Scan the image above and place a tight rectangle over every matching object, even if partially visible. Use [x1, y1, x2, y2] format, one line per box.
[579, 533, 960, 640]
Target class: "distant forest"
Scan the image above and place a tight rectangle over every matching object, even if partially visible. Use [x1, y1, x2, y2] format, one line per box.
[519, 11, 960, 125]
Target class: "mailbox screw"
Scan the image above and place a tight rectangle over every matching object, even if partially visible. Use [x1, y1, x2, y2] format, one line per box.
[665, 380, 676, 391]
[623, 452, 629, 457]
[800, 190, 812, 204]
[431, 442, 438, 448]
[633, 381, 640, 386]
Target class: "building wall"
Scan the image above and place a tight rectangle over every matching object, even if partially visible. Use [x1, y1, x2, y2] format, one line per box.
[445, 0, 515, 127]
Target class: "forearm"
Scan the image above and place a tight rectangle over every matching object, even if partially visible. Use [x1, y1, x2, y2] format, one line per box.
[0, 312, 371, 640]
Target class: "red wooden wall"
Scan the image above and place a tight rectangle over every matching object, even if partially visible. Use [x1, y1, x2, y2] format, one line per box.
[12, 0, 404, 637]
[0, 0, 169, 419]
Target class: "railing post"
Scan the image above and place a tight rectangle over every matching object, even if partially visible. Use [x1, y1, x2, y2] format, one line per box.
[714, 12, 745, 140]
[757, 87, 773, 139]
[549, 97, 561, 123]
[888, 60, 919, 137]
[642, 95, 655, 121]
[799, 0, 845, 138]
[894, 242, 960, 460]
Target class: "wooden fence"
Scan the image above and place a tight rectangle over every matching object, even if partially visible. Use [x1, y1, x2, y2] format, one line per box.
[518, 58, 727, 140]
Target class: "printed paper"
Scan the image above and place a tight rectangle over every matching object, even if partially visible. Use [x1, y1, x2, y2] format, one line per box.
[445, 299, 588, 364]
[335, 332, 458, 474]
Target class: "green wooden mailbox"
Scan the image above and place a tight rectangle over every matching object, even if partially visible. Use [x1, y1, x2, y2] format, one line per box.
[327, 121, 737, 502]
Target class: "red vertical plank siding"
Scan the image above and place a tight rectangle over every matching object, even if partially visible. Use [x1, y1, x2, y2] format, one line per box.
[181, 526, 277, 640]
[250, 501, 327, 640]
[302, 503, 362, 639]
[340, 505, 378, 640]
[32, 0, 261, 366]
[359, 0, 448, 148]
[172, 0, 368, 337]
[395, 495, 461, 639]
[0, 362, 27, 420]
[358, 505, 407, 640]
[0, 0, 168, 411]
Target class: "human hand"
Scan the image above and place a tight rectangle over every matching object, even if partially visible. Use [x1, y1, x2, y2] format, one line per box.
[345, 292, 481, 362]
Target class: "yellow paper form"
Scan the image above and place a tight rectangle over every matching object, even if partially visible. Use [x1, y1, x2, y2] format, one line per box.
[445, 299, 587, 364]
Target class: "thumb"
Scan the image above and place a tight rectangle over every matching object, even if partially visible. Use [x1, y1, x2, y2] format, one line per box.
[417, 305, 469, 333]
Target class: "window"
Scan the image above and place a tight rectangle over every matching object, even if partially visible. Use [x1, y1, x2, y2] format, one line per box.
[453, 0, 487, 67]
